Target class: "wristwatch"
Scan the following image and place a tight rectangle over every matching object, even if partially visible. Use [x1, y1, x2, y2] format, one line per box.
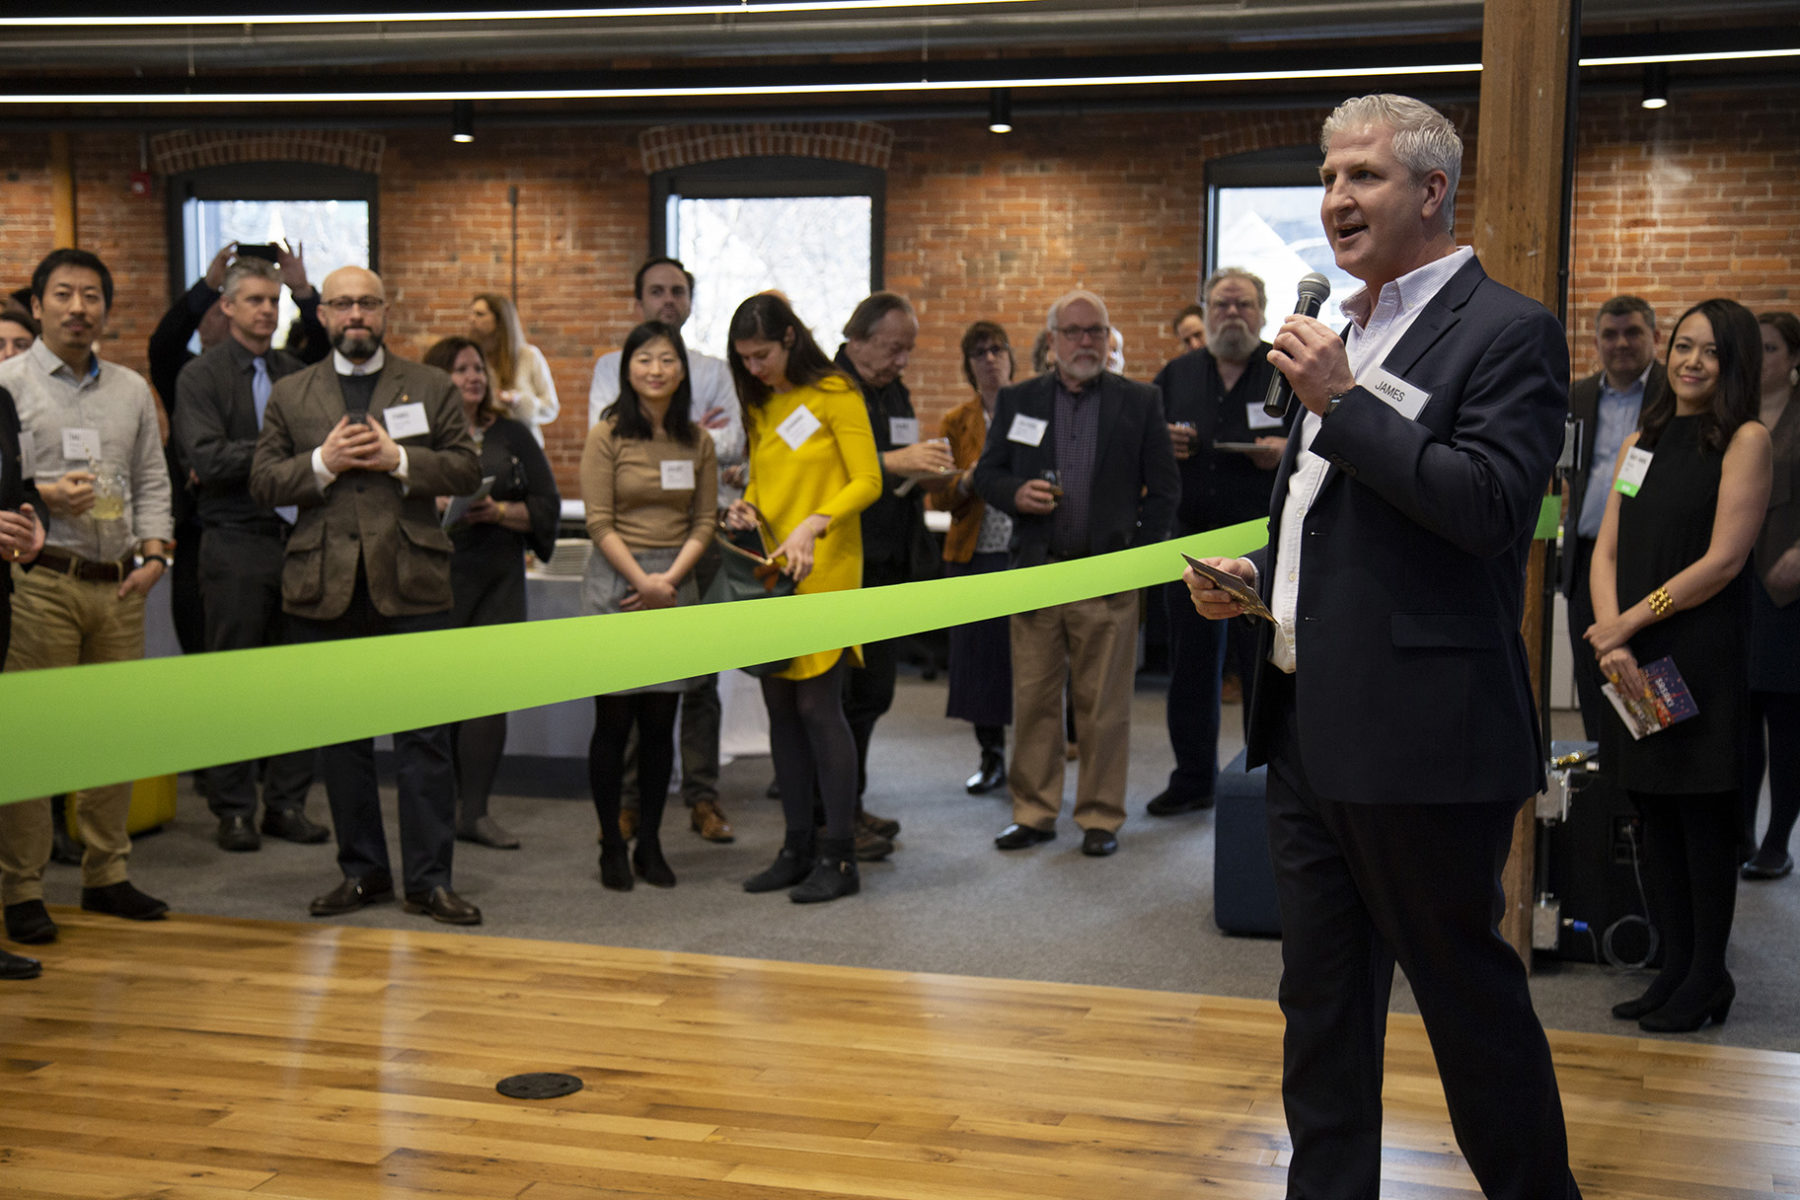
[1322, 388, 1353, 418]
[132, 552, 173, 570]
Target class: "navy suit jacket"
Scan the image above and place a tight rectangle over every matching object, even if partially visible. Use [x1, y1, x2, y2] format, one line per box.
[972, 370, 1179, 569]
[1246, 256, 1568, 806]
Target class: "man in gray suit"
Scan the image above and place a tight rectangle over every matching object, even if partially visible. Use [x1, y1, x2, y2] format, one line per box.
[250, 266, 483, 925]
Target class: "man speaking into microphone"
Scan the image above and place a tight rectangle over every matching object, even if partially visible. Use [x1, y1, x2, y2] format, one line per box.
[1186, 95, 1581, 1199]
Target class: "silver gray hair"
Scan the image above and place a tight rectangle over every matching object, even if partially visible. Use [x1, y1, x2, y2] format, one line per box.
[1046, 288, 1110, 332]
[1321, 94, 1463, 235]
[1202, 267, 1267, 311]
[221, 256, 281, 300]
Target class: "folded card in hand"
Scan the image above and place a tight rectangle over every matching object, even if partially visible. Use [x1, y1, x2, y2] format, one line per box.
[1181, 553, 1275, 624]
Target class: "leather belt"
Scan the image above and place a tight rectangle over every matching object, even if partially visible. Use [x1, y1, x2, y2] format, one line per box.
[32, 548, 130, 583]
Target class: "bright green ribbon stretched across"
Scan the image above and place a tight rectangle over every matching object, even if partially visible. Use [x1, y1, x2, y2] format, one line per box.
[0, 495, 1559, 805]
[0, 521, 1269, 804]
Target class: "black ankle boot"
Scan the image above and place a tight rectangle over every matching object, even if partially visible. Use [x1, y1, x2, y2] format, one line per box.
[598, 842, 633, 892]
[1611, 973, 1682, 1020]
[744, 839, 814, 893]
[633, 838, 676, 888]
[791, 837, 860, 904]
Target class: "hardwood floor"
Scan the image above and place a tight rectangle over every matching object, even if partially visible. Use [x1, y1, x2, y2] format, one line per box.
[2, 911, 1796, 1199]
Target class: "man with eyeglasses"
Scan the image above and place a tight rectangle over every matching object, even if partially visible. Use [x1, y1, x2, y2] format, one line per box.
[1148, 268, 1294, 819]
[251, 266, 483, 926]
[973, 289, 1179, 857]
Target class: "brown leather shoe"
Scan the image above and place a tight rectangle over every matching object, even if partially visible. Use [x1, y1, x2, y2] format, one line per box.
[690, 798, 734, 843]
[309, 873, 394, 917]
[403, 886, 482, 926]
[619, 808, 639, 842]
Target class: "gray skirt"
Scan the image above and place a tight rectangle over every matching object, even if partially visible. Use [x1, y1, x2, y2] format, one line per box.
[582, 544, 700, 694]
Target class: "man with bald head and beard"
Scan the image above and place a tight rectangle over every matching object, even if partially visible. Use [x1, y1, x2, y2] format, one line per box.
[251, 266, 483, 925]
[1148, 268, 1293, 817]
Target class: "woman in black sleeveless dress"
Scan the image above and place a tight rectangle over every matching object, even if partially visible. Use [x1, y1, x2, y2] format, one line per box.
[1586, 298, 1772, 1032]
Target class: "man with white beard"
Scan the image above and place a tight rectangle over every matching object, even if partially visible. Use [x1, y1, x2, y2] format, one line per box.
[1147, 268, 1293, 816]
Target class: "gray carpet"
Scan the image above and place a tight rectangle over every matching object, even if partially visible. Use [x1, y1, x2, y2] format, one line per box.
[48, 673, 1800, 1054]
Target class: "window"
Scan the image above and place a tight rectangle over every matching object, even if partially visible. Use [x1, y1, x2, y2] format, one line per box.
[166, 163, 378, 353]
[651, 157, 882, 360]
[1206, 147, 1353, 336]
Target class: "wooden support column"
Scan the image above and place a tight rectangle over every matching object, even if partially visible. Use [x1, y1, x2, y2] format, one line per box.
[1472, 0, 1576, 967]
[50, 132, 77, 248]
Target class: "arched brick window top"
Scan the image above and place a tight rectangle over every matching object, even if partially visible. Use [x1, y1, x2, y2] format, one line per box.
[639, 122, 893, 174]
[149, 130, 385, 177]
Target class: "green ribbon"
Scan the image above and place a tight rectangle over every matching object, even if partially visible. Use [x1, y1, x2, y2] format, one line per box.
[0, 521, 1269, 804]
[0, 495, 1558, 805]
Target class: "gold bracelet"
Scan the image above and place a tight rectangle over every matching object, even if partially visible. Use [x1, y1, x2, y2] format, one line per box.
[1646, 586, 1674, 617]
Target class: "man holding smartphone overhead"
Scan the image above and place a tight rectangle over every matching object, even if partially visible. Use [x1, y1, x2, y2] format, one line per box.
[250, 265, 482, 926]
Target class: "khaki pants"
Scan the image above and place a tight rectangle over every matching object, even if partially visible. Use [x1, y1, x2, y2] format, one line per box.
[0, 565, 144, 904]
[1007, 591, 1138, 833]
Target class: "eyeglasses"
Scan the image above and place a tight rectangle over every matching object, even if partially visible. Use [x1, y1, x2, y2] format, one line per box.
[968, 344, 1010, 359]
[1055, 324, 1109, 342]
[322, 296, 386, 313]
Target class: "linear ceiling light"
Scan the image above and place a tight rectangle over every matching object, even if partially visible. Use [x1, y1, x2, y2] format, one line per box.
[1578, 47, 1800, 67]
[7, 0, 1040, 26]
[0, 61, 1488, 105]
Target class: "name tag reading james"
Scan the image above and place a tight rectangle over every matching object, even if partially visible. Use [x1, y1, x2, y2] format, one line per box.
[1364, 365, 1430, 421]
[660, 459, 695, 491]
[62, 427, 101, 463]
[1615, 446, 1653, 497]
[1008, 414, 1048, 447]
[17, 430, 35, 477]
[1247, 402, 1284, 431]
[776, 403, 822, 451]
[888, 416, 919, 445]
[382, 401, 430, 439]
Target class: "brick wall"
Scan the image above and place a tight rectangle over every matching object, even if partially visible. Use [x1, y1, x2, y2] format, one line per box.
[1, 86, 1795, 496]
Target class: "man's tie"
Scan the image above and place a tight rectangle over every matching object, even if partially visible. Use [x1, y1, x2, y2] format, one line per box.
[254, 356, 298, 525]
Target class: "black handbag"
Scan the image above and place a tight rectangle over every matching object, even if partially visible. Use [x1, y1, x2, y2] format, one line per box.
[701, 503, 798, 678]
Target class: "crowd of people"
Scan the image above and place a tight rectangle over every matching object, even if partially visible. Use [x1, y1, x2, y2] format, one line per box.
[3, 90, 1796, 1199]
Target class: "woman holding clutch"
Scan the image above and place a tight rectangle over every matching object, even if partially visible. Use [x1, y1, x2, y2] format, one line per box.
[1586, 297, 1771, 1032]
[725, 293, 881, 904]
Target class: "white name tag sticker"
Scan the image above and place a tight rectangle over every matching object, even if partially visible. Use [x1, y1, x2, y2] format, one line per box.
[62, 427, 101, 463]
[382, 401, 430, 439]
[17, 430, 34, 477]
[888, 416, 919, 445]
[1364, 366, 1430, 421]
[1615, 446, 1653, 497]
[660, 459, 695, 491]
[776, 403, 822, 451]
[1008, 414, 1048, 446]
[1247, 401, 1284, 430]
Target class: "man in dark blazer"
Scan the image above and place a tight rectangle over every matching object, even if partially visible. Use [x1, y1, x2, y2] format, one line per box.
[974, 289, 1179, 857]
[1, 382, 45, 980]
[1188, 95, 1582, 1199]
[1564, 296, 1664, 740]
[250, 266, 482, 926]
[173, 256, 327, 854]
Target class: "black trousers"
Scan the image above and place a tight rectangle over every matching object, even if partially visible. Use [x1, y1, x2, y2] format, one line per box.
[1162, 578, 1227, 802]
[199, 526, 316, 821]
[1563, 537, 1608, 743]
[1264, 676, 1580, 1200]
[287, 573, 455, 896]
[843, 559, 908, 800]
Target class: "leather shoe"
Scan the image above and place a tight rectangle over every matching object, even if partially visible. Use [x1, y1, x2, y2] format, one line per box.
[309, 873, 394, 916]
[404, 886, 482, 926]
[81, 881, 170, 921]
[1, 949, 42, 980]
[261, 808, 330, 844]
[690, 798, 734, 843]
[457, 815, 520, 850]
[216, 815, 261, 853]
[1146, 789, 1214, 817]
[1741, 852, 1794, 881]
[995, 822, 1055, 850]
[854, 828, 894, 861]
[4, 899, 57, 944]
[860, 810, 900, 839]
[965, 751, 1006, 795]
[1081, 828, 1119, 857]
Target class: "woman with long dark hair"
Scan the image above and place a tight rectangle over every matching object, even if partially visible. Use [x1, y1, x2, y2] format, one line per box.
[423, 336, 561, 849]
[583, 321, 717, 891]
[1741, 310, 1800, 880]
[724, 293, 881, 903]
[1587, 297, 1772, 1031]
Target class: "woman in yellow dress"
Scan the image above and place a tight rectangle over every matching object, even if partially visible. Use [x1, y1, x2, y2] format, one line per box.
[724, 294, 881, 903]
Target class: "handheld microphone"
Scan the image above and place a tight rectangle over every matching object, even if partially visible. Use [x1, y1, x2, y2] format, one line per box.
[1262, 272, 1333, 420]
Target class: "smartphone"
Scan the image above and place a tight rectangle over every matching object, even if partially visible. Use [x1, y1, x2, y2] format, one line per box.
[237, 243, 281, 263]
[345, 408, 369, 425]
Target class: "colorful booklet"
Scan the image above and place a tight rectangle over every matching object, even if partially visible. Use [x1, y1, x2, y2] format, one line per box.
[1601, 656, 1699, 740]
